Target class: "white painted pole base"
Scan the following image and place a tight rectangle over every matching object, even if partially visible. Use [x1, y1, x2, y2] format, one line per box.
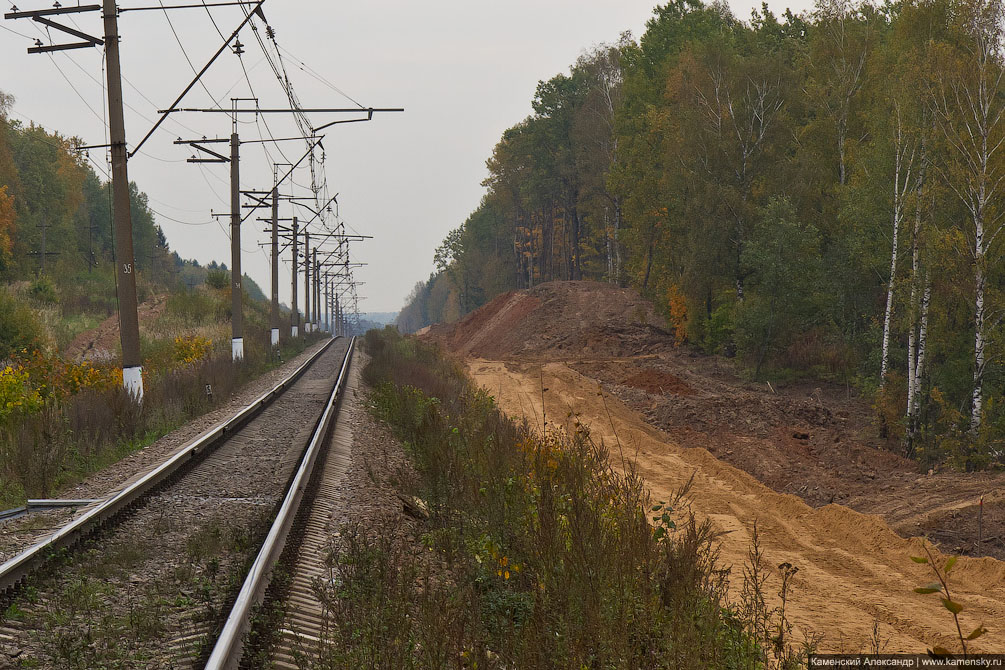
[232, 337, 244, 361]
[123, 366, 143, 402]
[271, 328, 280, 348]
[292, 325, 299, 338]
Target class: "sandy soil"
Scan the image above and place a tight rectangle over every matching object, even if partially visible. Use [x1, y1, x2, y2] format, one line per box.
[572, 355, 1005, 561]
[468, 358, 1005, 653]
[420, 279, 1005, 654]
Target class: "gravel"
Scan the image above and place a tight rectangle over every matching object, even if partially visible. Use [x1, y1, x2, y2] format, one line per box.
[0, 339, 331, 565]
[0, 339, 349, 669]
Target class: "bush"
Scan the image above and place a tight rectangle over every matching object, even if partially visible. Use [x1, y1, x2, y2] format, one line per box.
[0, 322, 323, 507]
[0, 289, 43, 360]
[205, 268, 230, 290]
[29, 276, 58, 305]
[165, 289, 220, 327]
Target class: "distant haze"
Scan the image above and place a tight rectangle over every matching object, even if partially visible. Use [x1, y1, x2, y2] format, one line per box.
[361, 312, 398, 327]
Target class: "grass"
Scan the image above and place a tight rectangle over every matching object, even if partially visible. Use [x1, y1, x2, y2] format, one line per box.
[301, 327, 809, 669]
[0, 328, 322, 510]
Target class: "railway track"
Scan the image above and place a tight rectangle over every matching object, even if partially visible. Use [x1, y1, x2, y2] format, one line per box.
[0, 335, 356, 669]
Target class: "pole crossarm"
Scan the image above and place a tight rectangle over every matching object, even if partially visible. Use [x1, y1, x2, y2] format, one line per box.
[288, 193, 337, 229]
[312, 115, 374, 133]
[238, 142, 322, 225]
[5, 4, 104, 52]
[312, 229, 370, 248]
[173, 135, 319, 145]
[5, 5, 101, 19]
[174, 139, 230, 163]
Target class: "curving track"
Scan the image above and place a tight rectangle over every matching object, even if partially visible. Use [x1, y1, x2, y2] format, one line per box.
[0, 336, 354, 669]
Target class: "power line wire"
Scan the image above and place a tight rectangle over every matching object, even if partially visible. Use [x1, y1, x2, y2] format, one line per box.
[158, 0, 226, 110]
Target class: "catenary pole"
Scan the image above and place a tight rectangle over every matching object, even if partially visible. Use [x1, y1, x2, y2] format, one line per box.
[270, 185, 280, 348]
[104, 0, 143, 399]
[303, 230, 310, 333]
[309, 251, 317, 333]
[230, 122, 244, 360]
[290, 217, 299, 337]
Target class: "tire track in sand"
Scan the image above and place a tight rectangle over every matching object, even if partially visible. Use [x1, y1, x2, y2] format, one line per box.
[467, 358, 1005, 654]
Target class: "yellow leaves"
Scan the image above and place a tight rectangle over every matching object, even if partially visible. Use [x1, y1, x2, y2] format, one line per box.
[666, 283, 688, 345]
[173, 335, 214, 366]
[0, 362, 42, 420]
[0, 350, 120, 423]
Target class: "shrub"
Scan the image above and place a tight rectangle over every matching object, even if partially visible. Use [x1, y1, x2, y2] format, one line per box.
[205, 268, 230, 290]
[165, 288, 220, 326]
[0, 363, 43, 420]
[29, 276, 58, 305]
[0, 289, 43, 360]
[173, 335, 213, 365]
[0, 323, 322, 507]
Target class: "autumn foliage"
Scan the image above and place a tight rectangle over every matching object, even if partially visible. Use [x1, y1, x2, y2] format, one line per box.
[401, 0, 1005, 468]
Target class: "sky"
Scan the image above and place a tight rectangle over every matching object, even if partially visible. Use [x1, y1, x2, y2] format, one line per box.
[1, 0, 815, 313]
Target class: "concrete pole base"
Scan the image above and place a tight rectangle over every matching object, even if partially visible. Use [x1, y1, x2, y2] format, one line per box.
[232, 337, 244, 361]
[123, 366, 143, 402]
[271, 328, 280, 348]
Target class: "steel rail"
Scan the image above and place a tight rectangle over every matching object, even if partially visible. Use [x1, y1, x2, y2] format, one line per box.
[0, 336, 339, 594]
[205, 336, 355, 670]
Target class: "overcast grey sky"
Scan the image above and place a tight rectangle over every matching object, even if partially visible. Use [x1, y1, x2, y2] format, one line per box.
[1, 0, 813, 313]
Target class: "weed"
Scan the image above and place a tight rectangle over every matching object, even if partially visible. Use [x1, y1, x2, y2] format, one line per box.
[911, 544, 988, 657]
[0, 328, 320, 506]
[187, 522, 225, 562]
[127, 598, 165, 640]
[4, 602, 25, 622]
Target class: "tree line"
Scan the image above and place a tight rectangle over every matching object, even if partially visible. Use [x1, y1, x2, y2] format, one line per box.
[0, 91, 261, 314]
[398, 0, 1005, 468]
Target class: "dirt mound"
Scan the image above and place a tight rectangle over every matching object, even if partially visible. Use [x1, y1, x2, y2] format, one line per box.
[622, 368, 694, 395]
[423, 281, 673, 359]
[468, 359, 1005, 653]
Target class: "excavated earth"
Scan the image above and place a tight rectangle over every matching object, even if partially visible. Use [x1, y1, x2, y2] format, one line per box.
[423, 280, 1005, 653]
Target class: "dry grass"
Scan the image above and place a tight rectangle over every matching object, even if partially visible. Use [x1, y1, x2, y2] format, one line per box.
[302, 328, 791, 669]
[0, 326, 320, 508]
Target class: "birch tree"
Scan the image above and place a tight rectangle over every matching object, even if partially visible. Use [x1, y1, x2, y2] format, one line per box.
[675, 41, 787, 301]
[880, 102, 917, 387]
[572, 38, 629, 284]
[807, 0, 877, 186]
[929, 0, 1005, 434]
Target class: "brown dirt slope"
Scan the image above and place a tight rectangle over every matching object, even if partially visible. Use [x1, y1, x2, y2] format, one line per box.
[65, 294, 168, 361]
[424, 280, 673, 359]
[425, 280, 1005, 653]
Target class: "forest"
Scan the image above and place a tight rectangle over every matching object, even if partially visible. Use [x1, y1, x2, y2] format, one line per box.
[0, 90, 264, 351]
[398, 0, 1005, 468]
